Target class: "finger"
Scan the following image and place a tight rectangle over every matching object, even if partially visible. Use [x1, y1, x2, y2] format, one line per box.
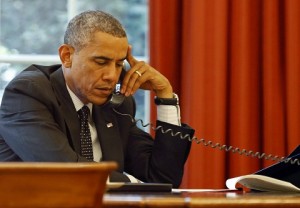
[126, 68, 152, 95]
[130, 70, 151, 93]
[126, 74, 143, 96]
[126, 45, 138, 67]
[121, 61, 146, 96]
[121, 61, 146, 95]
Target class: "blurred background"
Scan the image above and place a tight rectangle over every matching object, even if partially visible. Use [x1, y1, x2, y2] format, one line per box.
[0, 0, 149, 127]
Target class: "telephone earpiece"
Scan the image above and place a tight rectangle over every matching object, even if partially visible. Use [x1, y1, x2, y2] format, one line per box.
[107, 67, 126, 107]
[108, 83, 125, 107]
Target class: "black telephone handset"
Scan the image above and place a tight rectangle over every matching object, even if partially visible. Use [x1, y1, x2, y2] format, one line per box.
[108, 82, 125, 107]
[107, 67, 126, 107]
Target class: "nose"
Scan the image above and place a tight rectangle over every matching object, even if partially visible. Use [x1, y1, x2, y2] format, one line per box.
[102, 64, 119, 82]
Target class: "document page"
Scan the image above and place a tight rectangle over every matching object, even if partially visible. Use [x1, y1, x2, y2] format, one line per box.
[226, 174, 300, 192]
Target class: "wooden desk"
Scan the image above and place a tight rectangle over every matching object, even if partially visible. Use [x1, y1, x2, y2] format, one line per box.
[103, 190, 300, 208]
[0, 162, 117, 208]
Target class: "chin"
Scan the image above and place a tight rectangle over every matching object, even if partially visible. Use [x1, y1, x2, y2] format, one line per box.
[90, 97, 108, 106]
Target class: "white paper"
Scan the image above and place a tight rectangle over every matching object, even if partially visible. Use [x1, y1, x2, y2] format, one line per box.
[226, 174, 300, 192]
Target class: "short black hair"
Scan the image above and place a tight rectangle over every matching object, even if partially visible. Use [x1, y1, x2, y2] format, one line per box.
[64, 10, 127, 51]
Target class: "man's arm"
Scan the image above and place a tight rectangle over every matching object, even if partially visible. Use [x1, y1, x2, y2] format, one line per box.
[124, 121, 193, 188]
[116, 96, 194, 188]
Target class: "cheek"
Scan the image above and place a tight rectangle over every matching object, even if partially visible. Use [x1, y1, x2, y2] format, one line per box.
[74, 64, 96, 85]
[83, 72, 104, 93]
[81, 75, 97, 91]
[69, 70, 91, 94]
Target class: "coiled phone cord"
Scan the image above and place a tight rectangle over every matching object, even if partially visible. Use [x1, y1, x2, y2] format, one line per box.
[113, 108, 300, 166]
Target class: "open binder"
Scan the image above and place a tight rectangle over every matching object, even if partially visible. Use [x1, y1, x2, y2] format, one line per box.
[226, 145, 300, 192]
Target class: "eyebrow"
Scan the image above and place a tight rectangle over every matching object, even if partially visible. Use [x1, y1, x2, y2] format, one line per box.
[93, 56, 126, 62]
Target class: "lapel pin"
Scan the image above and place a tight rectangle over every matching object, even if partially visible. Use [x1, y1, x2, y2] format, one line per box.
[106, 123, 113, 128]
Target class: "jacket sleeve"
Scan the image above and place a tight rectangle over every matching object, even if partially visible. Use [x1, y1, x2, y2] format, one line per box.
[0, 70, 86, 162]
[118, 96, 194, 188]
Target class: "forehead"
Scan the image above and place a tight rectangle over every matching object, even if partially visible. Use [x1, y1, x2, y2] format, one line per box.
[82, 31, 128, 58]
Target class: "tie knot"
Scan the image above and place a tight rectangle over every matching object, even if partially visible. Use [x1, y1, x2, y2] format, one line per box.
[78, 105, 90, 121]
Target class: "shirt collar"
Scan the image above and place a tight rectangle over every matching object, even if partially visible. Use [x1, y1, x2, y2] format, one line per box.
[66, 84, 93, 113]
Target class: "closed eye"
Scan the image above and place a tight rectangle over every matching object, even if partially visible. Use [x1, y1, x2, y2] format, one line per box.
[116, 61, 124, 68]
[95, 61, 107, 66]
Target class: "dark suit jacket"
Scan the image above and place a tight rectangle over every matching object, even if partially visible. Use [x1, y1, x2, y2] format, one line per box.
[0, 64, 194, 187]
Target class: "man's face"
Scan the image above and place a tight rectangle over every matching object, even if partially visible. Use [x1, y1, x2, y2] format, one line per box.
[64, 31, 128, 105]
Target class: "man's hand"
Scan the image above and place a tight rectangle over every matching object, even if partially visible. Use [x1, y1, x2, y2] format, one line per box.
[121, 46, 173, 98]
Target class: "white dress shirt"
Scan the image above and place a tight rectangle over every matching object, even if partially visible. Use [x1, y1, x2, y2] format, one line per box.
[67, 86, 102, 162]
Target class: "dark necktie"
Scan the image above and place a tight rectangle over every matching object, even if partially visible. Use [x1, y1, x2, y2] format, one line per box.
[78, 105, 94, 161]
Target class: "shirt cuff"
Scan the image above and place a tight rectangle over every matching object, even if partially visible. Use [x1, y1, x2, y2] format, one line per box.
[123, 172, 143, 183]
[157, 105, 181, 126]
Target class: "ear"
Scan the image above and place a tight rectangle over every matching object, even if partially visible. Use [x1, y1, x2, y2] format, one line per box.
[58, 44, 74, 68]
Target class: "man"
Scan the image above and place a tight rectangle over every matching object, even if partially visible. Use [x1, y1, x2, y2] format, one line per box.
[0, 10, 194, 187]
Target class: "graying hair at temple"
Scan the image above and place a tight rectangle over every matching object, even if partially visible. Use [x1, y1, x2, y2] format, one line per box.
[64, 10, 127, 51]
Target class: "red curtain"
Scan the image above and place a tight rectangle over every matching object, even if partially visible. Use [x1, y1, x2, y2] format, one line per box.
[149, 0, 300, 188]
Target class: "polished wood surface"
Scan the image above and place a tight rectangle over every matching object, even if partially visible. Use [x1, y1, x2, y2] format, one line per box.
[1, 162, 299, 208]
[0, 162, 117, 208]
[103, 190, 300, 208]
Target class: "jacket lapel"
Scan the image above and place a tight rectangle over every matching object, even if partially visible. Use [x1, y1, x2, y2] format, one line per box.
[93, 105, 124, 171]
[50, 68, 81, 153]
[48, 67, 124, 167]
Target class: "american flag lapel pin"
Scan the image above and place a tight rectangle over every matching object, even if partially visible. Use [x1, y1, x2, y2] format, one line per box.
[106, 122, 113, 128]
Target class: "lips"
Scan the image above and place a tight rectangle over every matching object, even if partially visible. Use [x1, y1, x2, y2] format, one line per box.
[96, 87, 113, 96]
